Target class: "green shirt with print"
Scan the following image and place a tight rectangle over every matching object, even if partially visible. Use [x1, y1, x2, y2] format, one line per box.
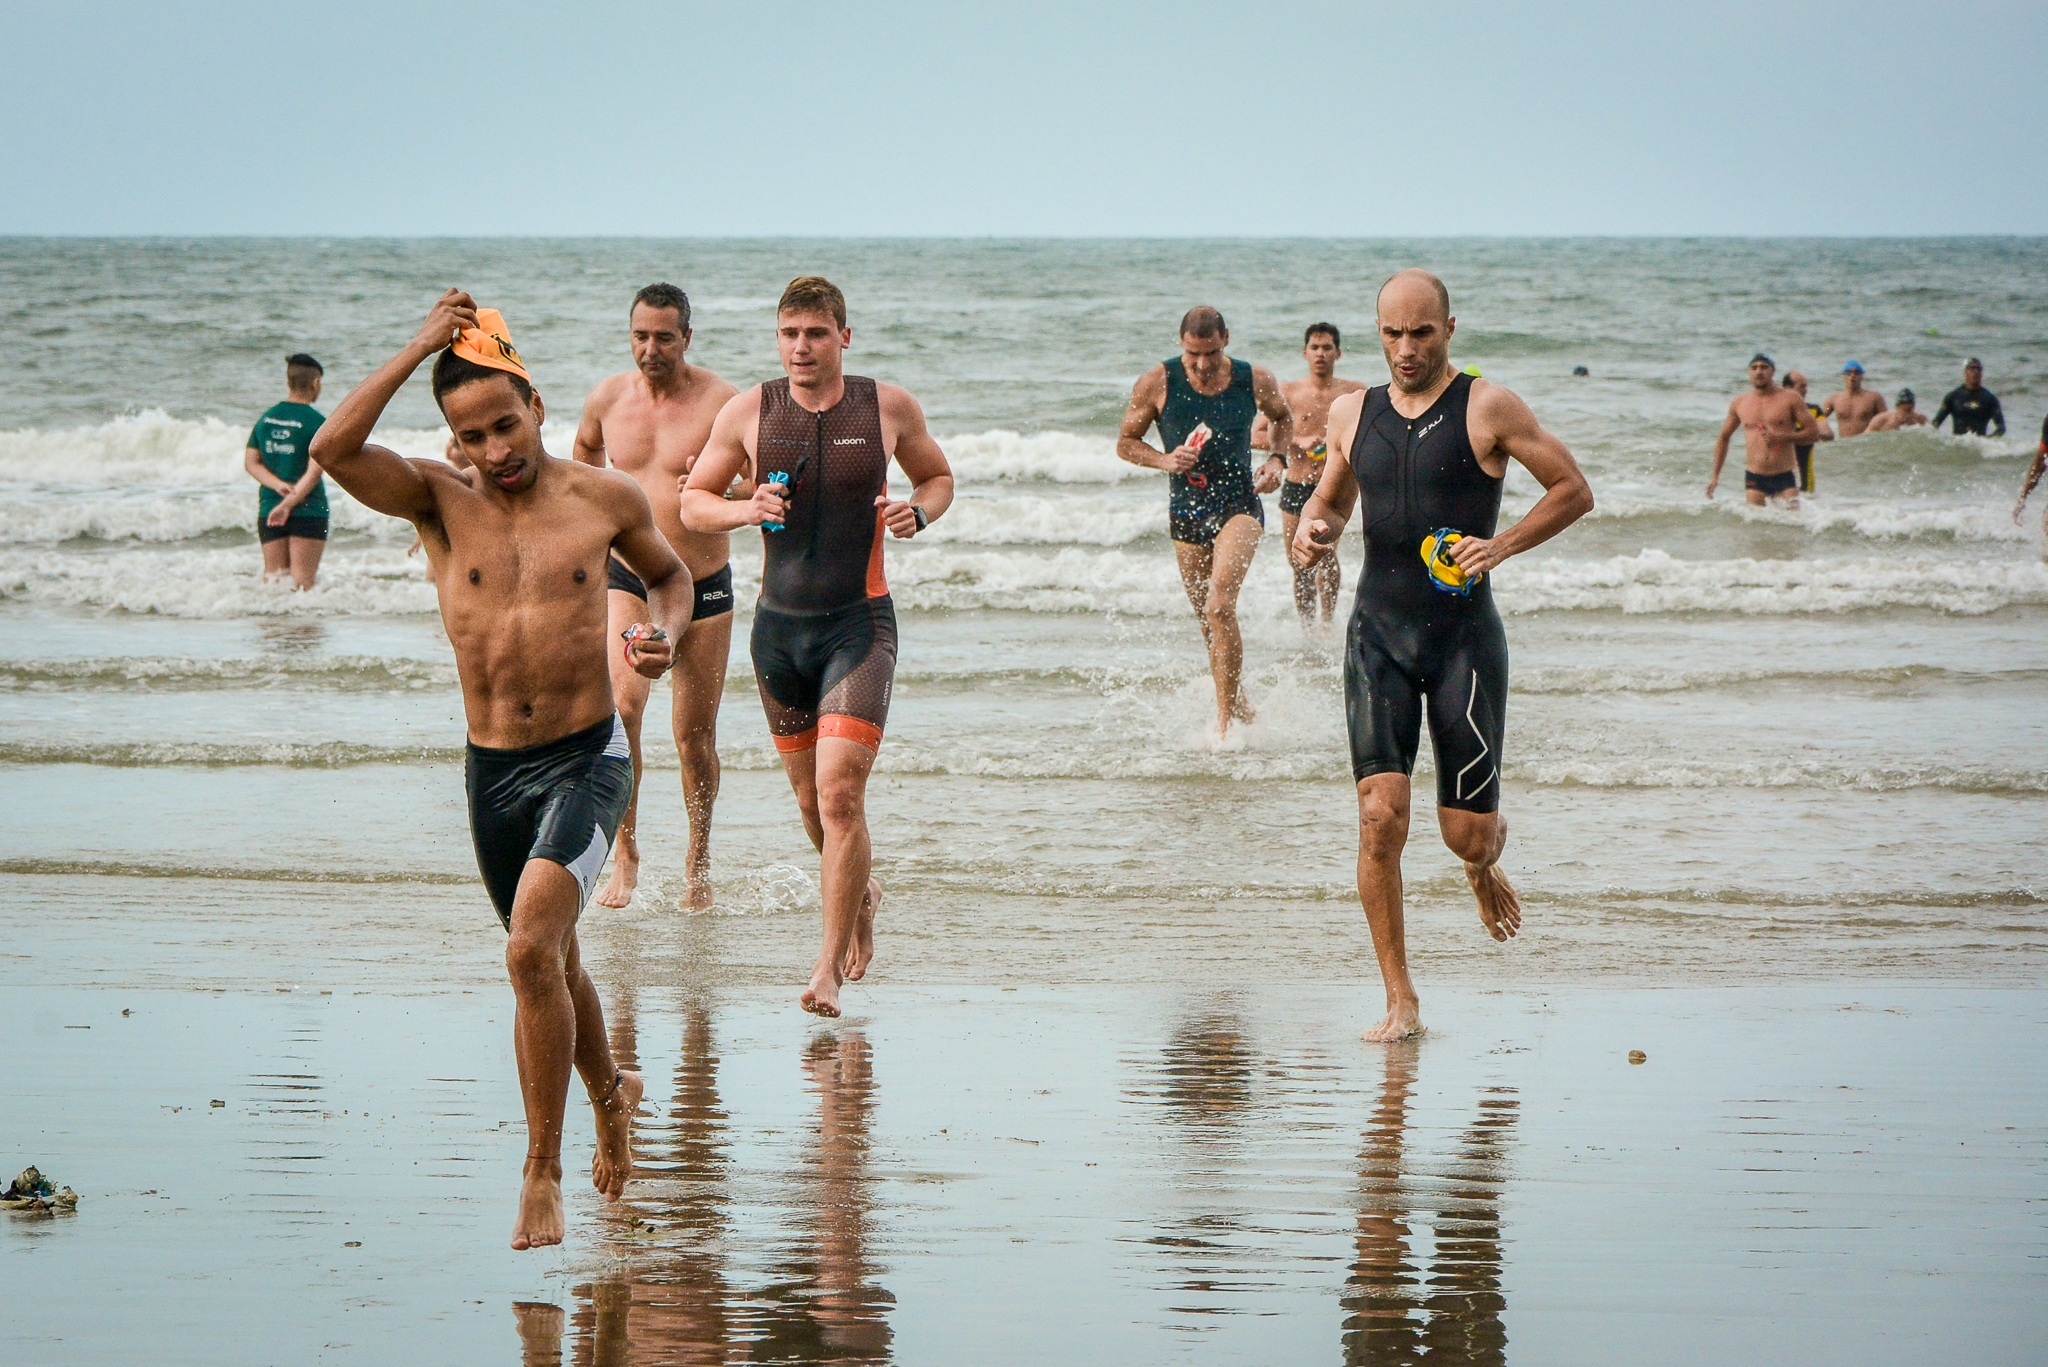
[249, 401, 329, 519]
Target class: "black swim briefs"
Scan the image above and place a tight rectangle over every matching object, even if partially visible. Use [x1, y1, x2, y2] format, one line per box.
[751, 595, 897, 753]
[606, 557, 735, 621]
[257, 515, 329, 544]
[1169, 490, 1263, 547]
[1279, 480, 1316, 517]
[1745, 469, 1798, 497]
[464, 714, 632, 929]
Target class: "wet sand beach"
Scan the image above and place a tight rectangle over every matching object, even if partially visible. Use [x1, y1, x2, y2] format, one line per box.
[5, 881, 2046, 1365]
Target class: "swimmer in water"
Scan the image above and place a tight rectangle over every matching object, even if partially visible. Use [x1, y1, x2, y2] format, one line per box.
[573, 284, 743, 911]
[1118, 307, 1294, 737]
[1932, 359, 2006, 437]
[1707, 354, 1820, 507]
[1864, 388, 1929, 432]
[682, 276, 954, 1019]
[243, 353, 329, 590]
[1781, 370, 1835, 494]
[1821, 361, 1887, 438]
[311, 291, 693, 1251]
[1254, 322, 1364, 629]
[1291, 269, 1593, 1043]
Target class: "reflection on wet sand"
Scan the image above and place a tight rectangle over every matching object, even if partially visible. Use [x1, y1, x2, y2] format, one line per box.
[1139, 1013, 1274, 1311]
[565, 993, 736, 1364]
[748, 1030, 894, 1362]
[533, 998, 890, 1363]
[1344, 1046, 1518, 1365]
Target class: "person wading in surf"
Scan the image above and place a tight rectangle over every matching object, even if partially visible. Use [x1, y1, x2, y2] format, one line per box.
[1254, 322, 1365, 629]
[311, 290, 692, 1250]
[682, 276, 954, 1019]
[1707, 354, 1821, 507]
[1291, 269, 1593, 1042]
[574, 284, 743, 911]
[1118, 307, 1294, 738]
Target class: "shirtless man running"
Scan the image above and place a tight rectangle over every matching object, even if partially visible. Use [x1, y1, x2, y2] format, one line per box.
[1821, 361, 1887, 437]
[311, 291, 691, 1250]
[1118, 307, 1293, 737]
[574, 284, 740, 910]
[1707, 354, 1824, 507]
[682, 276, 954, 1018]
[1291, 269, 1593, 1042]
[1254, 322, 1364, 628]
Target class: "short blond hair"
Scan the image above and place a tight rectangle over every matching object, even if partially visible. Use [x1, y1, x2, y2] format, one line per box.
[778, 275, 846, 328]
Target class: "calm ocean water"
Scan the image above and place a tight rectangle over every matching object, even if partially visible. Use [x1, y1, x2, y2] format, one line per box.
[1, 237, 2043, 982]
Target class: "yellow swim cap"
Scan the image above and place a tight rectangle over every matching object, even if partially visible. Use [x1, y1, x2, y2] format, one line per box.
[1421, 528, 1480, 595]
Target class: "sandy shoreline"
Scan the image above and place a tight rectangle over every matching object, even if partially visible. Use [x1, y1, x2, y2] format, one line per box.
[6, 957, 2044, 1364]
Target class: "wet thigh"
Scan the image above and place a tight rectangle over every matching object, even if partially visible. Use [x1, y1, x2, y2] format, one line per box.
[1173, 540, 1215, 612]
[1346, 625, 1423, 783]
[1205, 514, 1263, 608]
[288, 536, 325, 577]
[1424, 619, 1508, 813]
[670, 610, 733, 740]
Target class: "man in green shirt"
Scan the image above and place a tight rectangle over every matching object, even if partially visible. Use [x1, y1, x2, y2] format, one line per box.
[244, 353, 330, 588]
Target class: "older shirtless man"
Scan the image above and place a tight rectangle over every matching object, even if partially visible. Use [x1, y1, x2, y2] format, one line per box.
[1781, 370, 1836, 494]
[574, 284, 740, 910]
[1707, 354, 1824, 507]
[1822, 361, 1887, 437]
[311, 290, 691, 1251]
[1254, 322, 1364, 627]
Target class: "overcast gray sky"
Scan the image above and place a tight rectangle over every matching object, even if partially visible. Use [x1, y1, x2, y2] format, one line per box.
[4, 0, 2043, 236]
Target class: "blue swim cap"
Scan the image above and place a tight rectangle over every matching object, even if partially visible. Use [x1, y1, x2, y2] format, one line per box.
[1842, 360, 1863, 373]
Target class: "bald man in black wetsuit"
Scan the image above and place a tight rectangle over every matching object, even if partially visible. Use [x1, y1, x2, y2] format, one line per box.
[1292, 269, 1593, 1043]
[683, 276, 954, 1019]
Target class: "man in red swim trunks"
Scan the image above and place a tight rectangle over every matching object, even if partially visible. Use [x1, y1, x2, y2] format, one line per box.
[682, 276, 955, 1018]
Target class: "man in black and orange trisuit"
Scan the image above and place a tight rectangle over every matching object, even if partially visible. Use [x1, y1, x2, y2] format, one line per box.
[683, 276, 954, 1019]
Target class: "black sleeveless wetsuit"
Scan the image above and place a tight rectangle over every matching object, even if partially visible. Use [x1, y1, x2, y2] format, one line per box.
[749, 376, 897, 751]
[1345, 373, 1509, 812]
[1159, 357, 1264, 545]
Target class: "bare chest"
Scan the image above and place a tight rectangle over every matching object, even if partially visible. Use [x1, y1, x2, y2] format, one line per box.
[602, 395, 719, 479]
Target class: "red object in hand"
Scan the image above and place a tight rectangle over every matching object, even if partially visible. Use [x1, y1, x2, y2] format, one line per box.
[621, 622, 668, 667]
[1185, 422, 1213, 454]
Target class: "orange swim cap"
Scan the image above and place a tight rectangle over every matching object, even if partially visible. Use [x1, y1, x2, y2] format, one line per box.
[449, 308, 529, 382]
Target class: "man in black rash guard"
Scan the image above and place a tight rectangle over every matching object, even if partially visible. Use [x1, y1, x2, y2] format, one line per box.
[1933, 358, 2006, 437]
[1291, 269, 1593, 1044]
[683, 276, 954, 1020]
[1118, 307, 1294, 739]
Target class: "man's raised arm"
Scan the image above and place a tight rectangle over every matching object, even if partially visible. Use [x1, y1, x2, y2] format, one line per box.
[311, 289, 480, 520]
[1450, 382, 1593, 577]
[1250, 367, 1293, 493]
[682, 388, 784, 534]
[878, 385, 954, 539]
[1116, 368, 1191, 473]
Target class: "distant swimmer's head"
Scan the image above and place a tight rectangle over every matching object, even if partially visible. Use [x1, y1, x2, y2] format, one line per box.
[1840, 360, 1865, 390]
[630, 283, 692, 382]
[1842, 360, 1863, 374]
[284, 352, 323, 402]
[433, 309, 544, 494]
[776, 276, 851, 392]
[1748, 354, 1776, 389]
[1783, 369, 1808, 396]
[1964, 357, 1984, 384]
[1303, 322, 1341, 376]
[1895, 388, 1916, 408]
[1376, 270, 1454, 395]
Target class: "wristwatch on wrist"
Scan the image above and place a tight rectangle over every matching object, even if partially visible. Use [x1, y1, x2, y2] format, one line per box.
[911, 505, 929, 532]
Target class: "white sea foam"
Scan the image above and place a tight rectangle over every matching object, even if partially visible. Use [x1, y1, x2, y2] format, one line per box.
[1498, 549, 2048, 616]
[940, 429, 1144, 484]
[0, 546, 440, 618]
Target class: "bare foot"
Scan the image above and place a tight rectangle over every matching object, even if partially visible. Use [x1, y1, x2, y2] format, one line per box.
[680, 860, 714, 912]
[589, 1069, 643, 1201]
[800, 960, 844, 1018]
[1229, 692, 1256, 724]
[842, 878, 881, 981]
[1468, 862, 1522, 942]
[1363, 1004, 1425, 1043]
[595, 829, 638, 909]
[510, 1157, 565, 1250]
